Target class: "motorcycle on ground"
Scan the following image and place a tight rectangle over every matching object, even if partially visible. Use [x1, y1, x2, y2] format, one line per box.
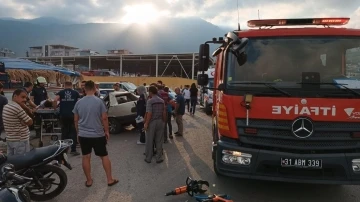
[0, 163, 32, 202]
[3, 139, 73, 201]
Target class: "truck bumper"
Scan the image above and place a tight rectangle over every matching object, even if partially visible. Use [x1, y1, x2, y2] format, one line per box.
[216, 140, 360, 185]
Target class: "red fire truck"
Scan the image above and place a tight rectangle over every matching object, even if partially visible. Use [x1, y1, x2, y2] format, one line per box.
[197, 17, 360, 184]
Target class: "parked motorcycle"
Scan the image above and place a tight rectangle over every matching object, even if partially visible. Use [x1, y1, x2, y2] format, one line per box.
[0, 163, 32, 202]
[3, 139, 73, 201]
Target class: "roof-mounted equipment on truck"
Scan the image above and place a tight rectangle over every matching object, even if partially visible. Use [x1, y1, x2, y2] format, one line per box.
[247, 17, 350, 28]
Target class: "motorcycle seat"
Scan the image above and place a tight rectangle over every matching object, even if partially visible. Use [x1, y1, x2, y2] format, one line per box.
[6, 145, 60, 170]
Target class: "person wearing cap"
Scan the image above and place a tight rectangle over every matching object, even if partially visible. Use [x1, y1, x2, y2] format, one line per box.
[30, 76, 49, 106]
[30, 77, 49, 137]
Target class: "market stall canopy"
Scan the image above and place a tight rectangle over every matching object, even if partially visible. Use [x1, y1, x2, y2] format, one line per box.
[0, 58, 80, 76]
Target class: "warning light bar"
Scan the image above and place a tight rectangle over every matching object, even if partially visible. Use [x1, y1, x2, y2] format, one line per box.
[247, 18, 350, 28]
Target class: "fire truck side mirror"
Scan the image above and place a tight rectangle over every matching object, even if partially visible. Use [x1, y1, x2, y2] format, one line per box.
[199, 44, 210, 71]
[197, 74, 209, 86]
[232, 38, 249, 52]
[231, 38, 249, 66]
[237, 52, 247, 66]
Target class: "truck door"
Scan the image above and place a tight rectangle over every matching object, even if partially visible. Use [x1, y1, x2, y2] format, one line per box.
[214, 49, 224, 111]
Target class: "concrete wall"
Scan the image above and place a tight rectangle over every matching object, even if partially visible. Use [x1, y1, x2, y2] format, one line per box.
[82, 76, 196, 89]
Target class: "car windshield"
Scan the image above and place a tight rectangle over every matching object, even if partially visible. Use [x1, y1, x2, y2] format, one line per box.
[226, 37, 360, 97]
[122, 82, 137, 91]
[99, 83, 115, 89]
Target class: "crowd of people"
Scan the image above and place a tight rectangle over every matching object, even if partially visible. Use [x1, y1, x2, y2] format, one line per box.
[134, 81, 199, 163]
[0, 78, 199, 187]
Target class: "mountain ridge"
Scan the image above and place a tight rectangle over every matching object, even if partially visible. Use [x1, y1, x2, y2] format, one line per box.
[0, 17, 228, 57]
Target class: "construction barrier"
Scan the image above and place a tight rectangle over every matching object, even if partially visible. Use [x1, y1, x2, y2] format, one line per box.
[82, 76, 196, 89]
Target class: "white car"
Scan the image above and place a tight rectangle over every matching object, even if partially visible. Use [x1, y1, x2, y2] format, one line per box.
[104, 91, 138, 134]
[98, 82, 126, 99]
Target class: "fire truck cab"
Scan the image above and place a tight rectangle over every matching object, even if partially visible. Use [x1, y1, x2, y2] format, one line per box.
[197, 18, 360, 184]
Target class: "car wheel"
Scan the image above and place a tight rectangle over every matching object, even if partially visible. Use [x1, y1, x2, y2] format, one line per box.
[109, 118, 121, 134]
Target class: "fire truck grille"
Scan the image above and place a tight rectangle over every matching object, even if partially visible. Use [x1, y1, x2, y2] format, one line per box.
[236, 119, 360, 151]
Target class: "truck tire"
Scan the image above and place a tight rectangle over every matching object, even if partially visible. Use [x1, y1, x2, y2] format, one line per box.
[212, 123, 223, 176]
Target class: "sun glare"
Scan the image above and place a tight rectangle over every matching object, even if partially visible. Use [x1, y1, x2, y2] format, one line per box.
[121, 4, 168, 25]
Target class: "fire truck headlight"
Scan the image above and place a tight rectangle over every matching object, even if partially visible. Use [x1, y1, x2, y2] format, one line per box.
[222, 150, 252, 165]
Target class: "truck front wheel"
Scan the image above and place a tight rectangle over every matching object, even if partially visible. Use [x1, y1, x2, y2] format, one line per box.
[212, 123, 223, 176]
[213, 145, 222, 176]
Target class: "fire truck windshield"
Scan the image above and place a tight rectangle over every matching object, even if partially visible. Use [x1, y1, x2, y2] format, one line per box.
[226, 37, 360, 97]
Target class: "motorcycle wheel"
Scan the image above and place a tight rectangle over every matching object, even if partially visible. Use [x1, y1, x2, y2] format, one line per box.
[19, 189, 31, 202]
[26, 164, 68, 201]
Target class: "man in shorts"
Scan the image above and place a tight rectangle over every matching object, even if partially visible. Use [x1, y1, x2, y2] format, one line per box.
[73, 80, 118, 187]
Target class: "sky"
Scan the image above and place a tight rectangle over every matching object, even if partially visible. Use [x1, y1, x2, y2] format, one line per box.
[0, 0, 359, 29]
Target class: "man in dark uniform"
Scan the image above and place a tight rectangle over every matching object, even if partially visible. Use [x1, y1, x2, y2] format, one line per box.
[30, 77, 49, 106]
[30, 77, 49, 137]
[53, 81, 80, 155]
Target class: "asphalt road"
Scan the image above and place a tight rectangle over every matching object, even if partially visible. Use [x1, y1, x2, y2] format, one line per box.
[49, 107, 360, 202]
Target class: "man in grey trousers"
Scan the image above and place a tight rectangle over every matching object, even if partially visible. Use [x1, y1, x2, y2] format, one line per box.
[144, 86, 166, 164]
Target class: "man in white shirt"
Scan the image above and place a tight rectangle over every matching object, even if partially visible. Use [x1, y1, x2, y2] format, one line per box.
[182, 85, 191, 112]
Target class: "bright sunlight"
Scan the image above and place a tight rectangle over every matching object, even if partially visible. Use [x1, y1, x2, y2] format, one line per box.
[120, 4, 169, 25]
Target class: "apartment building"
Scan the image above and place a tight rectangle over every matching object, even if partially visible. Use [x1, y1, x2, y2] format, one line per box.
[0, 48, 15, 57]
[29, 44, 78, 57]
[76, 49, 100, 56]
[107, 49, 133, 55]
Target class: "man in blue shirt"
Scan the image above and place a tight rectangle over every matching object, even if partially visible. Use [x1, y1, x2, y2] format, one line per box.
[164, 87, 173, 140]
[53, 81, 80, 155]
[174, 87, 185, 136]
